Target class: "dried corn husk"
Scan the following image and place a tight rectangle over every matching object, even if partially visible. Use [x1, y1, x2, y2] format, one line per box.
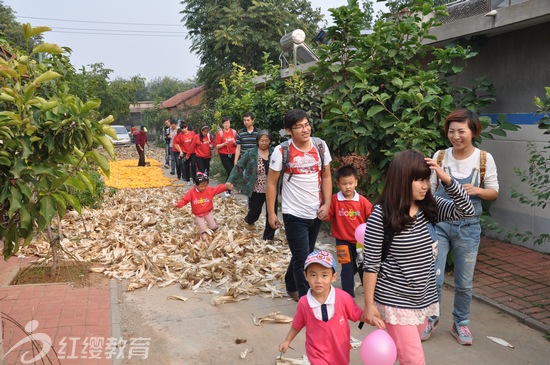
[276, 356, 310, 365]
[252, 312, 293, 326]
[19, 147, 332, 303]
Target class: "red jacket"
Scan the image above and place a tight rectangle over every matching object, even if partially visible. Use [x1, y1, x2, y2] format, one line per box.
[135, 131, 147, 147]
[191, 133, 215, 159]
[327, 192, 373, 243]
[215, 129, 237, 155]
[176, 184, 227, 217]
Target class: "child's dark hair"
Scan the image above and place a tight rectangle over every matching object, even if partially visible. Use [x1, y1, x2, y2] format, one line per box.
[336, 165, 358, 181]
[194, 172, 209, 185]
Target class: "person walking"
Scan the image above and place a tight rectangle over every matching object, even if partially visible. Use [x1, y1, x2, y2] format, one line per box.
[421, 109, 499, 345]
[226, 130, 277, 241]
[192, 126, 215, 175]
[361, 150, 474, 365]
[178, 122, 196, 186]
[234, 112, 259, 164]
[135, 126, 147, 167]
[168, 120, 178, 175]
[324, 165, 373, 298]
[266, 108, 332, 301]
[163, 119, 171, 168]
[216, 116, 237, 196]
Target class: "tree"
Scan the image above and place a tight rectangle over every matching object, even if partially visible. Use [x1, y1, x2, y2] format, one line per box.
[180, 0, 323, 91]
[144, 76, 198, 102]
[0, 24, 115, 260]
[311, 0, 517, 197]
[0, 1, 43, 52]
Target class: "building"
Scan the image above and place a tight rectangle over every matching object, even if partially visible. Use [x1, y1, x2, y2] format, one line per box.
[161, 86, 205, 113]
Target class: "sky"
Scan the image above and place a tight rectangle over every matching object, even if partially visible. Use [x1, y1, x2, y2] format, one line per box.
[4, 0, 385, 83]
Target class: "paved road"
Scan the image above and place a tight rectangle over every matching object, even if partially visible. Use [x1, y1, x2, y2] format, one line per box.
[116, 275, 549, 365]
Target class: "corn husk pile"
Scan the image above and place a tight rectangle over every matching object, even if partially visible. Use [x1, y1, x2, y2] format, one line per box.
[21, 146, 294, 299]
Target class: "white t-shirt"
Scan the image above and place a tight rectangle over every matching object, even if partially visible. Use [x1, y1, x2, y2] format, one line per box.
[270, 138, 332, 219]
[430, 147, 499, 193]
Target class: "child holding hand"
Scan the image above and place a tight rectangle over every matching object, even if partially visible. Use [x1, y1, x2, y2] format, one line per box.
[175, 172, 227, 240]
[325, 165, 373, 297]
[279, 250, 363, 365]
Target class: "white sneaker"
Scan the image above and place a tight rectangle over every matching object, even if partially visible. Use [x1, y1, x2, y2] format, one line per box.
[186, 181, 191, 186]
[224, 191, 231, 197]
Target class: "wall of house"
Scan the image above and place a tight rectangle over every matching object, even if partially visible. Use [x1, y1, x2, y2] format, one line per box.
[431, 4, 550, 252]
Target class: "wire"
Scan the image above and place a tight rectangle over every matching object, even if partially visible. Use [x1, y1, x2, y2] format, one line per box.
[51, 30, 187, 37]
[52, 26, 187, 35]
[17, 15, 184, 27]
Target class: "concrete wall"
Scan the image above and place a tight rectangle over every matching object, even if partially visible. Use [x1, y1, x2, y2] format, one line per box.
[429, 0, 550, 252]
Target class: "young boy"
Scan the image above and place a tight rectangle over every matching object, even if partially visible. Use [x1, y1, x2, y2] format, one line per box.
[279, 250, 363, 365]
[175, 172, 227, 240]
[325, 166, 373, 297]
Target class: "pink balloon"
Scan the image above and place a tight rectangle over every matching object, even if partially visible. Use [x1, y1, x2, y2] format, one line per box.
[360, 329, 397, 365]
[354, 223, 367, 244]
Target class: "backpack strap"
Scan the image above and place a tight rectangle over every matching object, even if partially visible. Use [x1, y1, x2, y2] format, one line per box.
[278, 138, 325, 194]
[277, 140, 291, 195]
[435, 149, 445, 191]
[479, 150, 487, 187]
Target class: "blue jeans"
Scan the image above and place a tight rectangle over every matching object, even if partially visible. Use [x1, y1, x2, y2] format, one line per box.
[434, 218, 481, 325]
[283, 214, 321, 297]
[165, 143, 171, 166]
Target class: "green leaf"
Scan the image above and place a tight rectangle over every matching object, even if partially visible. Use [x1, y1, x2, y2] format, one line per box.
[8, 186, 22, 218]
[32, 43, 64, 54]
[59, 191, 82, 214]
[38, 195, 57, 232]
[34, 70, 62, 84]
[367, 105, 385, 118]
[89, 150, 110, 175]
[65, 175, 86, 190]
[23, 24, 52, 40]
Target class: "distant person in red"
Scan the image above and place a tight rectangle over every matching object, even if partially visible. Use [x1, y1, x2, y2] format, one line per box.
[135, 126, 147, 166]
[175, 172, 228, 241]
[191, 125, 215, 175]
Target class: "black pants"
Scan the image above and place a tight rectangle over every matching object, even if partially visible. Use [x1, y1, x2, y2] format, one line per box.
[187, 154, 197, 182]
[171, 150, 183, 178]
[196, 156, 211, 175]
[137, 145, 145, 166]
[219, 153, 234, 181]
[245, 192, 277, 241]
[336, 239, 363, 298]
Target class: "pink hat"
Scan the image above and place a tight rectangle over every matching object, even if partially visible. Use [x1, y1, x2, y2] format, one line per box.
[304, 250, 336, 271]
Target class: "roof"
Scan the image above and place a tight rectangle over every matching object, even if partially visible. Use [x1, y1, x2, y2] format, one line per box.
[161, 86, 205, 108]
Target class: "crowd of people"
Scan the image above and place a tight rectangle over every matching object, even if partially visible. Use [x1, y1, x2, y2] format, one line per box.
[166, 107, 497, 365]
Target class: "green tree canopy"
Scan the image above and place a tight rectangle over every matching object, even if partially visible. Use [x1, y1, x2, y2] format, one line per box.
[0, 1, 43, 52]
[180, 0, 323, 92]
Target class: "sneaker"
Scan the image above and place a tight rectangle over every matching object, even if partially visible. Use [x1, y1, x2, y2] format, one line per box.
[224, 191, 231, 197]
[164, 164, 169, 169]
[420, 316, 439, 341]
[170, 171, 175, 175]
[451, 322, 473, 345]
[186, 181, 191, 186]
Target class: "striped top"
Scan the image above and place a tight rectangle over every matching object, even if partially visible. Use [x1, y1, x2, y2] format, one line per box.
[362, 179, 474, 309]
[235, 127, 259, 154]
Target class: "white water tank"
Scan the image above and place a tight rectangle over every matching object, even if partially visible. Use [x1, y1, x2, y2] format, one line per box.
[280, 29, 306, 51]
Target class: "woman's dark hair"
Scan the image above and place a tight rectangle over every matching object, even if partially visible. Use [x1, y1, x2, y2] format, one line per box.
[221, 116, 230, 123]
[444, 109, 482, 137]
[256, 129, 272, 143]
[199, 126, 209, 142]
[378, 150, 437, 233]
[283, 109, 309, 130]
